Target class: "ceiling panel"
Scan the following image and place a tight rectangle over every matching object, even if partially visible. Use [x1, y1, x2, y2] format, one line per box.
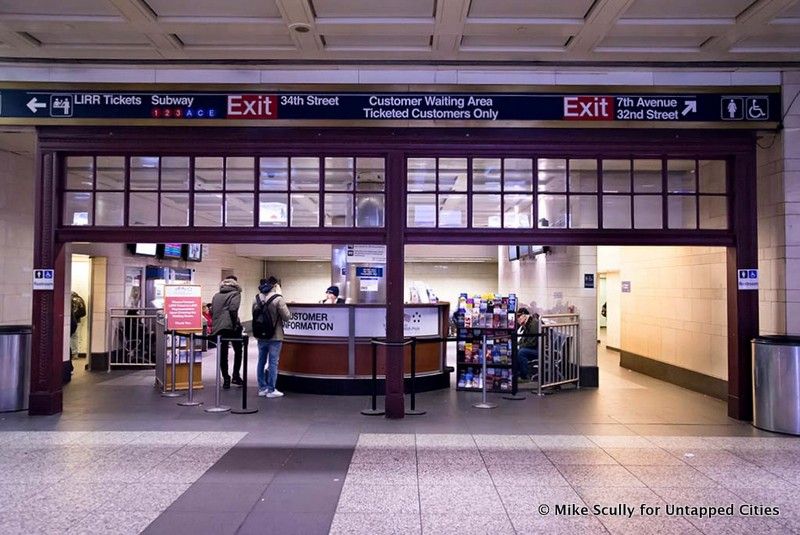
[461, 35, 568, 48]
[468, 0, 594, 19]
[311, 0, 434, 18]
[31, 31, 152, 46]
[323, 35, 430, 48]
[598, 35, 707, 48]
[145, 0, 282, 18]
[0, 0, 119, 16]
[463, 21, 578, 37]
[179, 32, 294, 47]
[622, 0, 756, 19]
[0, 0, 795, 64]
[776, 3, 800, 18]
[734, 33, 800, 49]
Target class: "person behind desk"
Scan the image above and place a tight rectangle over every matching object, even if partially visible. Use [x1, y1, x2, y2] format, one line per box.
[516, 307, 540, 383]
[322, 285, 345, 304]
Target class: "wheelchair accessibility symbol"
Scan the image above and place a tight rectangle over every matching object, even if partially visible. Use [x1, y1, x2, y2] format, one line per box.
[746, 97, 768, 120]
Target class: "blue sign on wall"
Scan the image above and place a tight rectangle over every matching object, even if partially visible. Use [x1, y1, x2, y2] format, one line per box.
[355, 267, 384, 278]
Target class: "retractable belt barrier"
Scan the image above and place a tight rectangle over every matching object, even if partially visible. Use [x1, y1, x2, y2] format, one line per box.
[405, 338, 425, 416]
[472, 333, 497, 410]
[176, 332, 202, 407]
[165, 332, 258, 415]
[205, 334, 230, 413]
[231, 335, 257, 414]
[160, 329, 184, 399]
[362, 337, 420, 416]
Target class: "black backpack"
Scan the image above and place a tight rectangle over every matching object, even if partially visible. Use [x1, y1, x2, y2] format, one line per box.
[252, 294, 280, 339]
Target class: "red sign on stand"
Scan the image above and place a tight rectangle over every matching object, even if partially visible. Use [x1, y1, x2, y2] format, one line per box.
[164, 285, 203, 332]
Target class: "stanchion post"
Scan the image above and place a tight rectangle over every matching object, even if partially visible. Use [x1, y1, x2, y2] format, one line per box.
[161, 330, 183, 398]
[178, 333, 202, 407]
[232, 334, 257, 414]
[361, 338, 385, 416]
[206, 334, 231, 413]
[405, 337, 426, 415]
[503, 327, 526, 401]
[473, 332, 497, 409]
[537, 327, 546, 397]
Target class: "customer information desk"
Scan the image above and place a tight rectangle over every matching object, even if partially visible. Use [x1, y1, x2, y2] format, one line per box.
[278, 303, 450, 394]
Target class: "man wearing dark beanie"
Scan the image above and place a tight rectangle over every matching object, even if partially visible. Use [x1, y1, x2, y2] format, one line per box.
[322, 285, 344, 304]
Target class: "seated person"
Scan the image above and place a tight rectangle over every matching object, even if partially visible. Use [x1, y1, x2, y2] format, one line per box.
[515, 307, 540, 382]
[321, 285, 345, 304]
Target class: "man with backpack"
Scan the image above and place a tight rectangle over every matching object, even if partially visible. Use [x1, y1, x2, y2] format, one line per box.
[252, 276, 292, 398]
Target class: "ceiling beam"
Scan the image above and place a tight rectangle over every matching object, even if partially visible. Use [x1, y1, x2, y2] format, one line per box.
[567, 0, 636, 58]
[434, 0, 470, 60]
[700, 0, 799, 57]
[275, 0, 317, 55]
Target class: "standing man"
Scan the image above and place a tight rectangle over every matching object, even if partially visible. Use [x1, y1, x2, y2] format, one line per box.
[211, 275, 243, 389]
[253, 276, 291, 398]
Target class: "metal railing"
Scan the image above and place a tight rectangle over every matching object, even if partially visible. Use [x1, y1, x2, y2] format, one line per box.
[107, 308, 162, 368]
[537, 313, 581, 395]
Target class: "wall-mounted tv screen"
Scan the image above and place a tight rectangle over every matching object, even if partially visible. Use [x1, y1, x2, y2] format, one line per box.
[183, 243, 202, 262]
[160, 243, 183, 259]
[127, 243, 157, 257]
[518, 245, 531, 257]
[508, 246, 519, 261]
[530, 246, 549, 256]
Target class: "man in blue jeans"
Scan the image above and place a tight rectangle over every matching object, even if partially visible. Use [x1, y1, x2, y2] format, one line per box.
[253, 276, 292, 398]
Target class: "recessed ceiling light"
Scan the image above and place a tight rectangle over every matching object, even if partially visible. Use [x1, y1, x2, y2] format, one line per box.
[289, 23, 312, 33]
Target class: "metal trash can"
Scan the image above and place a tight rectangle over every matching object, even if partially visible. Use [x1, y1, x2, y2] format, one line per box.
[0, 325, 31, 412]
[753, 335, 800, 435]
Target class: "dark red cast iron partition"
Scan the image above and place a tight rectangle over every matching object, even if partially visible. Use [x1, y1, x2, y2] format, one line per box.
[32, 127, 757, 420]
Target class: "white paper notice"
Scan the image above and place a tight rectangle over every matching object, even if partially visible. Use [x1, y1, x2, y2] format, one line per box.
[360, 278, 379, 292]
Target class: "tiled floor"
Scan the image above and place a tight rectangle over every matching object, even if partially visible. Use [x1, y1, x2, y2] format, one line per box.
[0, 431, 243, 534]
[0, 340, 796, 534]
[331, 432, 800, 534]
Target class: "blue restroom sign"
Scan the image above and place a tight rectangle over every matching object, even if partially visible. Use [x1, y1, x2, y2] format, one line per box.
[737, 269, 759, 290]
[33, 269, 54, 290]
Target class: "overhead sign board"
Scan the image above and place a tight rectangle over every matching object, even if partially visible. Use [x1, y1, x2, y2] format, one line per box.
[0, 88, 780, 126]
[346, 244, 386, 264]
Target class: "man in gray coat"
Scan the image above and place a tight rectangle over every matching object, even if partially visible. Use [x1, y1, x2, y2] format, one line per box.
[211, 276, 243, 389]
[254, 276, 292, 398]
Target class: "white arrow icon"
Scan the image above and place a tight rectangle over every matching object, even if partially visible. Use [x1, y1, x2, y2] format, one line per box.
[682, 100, 697, 116]
[27, 97, 46, 113]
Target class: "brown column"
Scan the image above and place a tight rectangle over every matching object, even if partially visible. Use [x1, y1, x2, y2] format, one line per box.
[29, 151, 66, 415]
[726, 150, 759, 421]
[384, 151, 405, 418]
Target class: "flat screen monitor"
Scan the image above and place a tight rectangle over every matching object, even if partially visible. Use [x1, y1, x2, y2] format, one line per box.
[518, 245, 531, 257]
[507, 246, 519, 261]
[160, 243, 183, 259]
[128, 243, 157, 256]
[530, 246, 549, 256]
[183, 243, 202, 262]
